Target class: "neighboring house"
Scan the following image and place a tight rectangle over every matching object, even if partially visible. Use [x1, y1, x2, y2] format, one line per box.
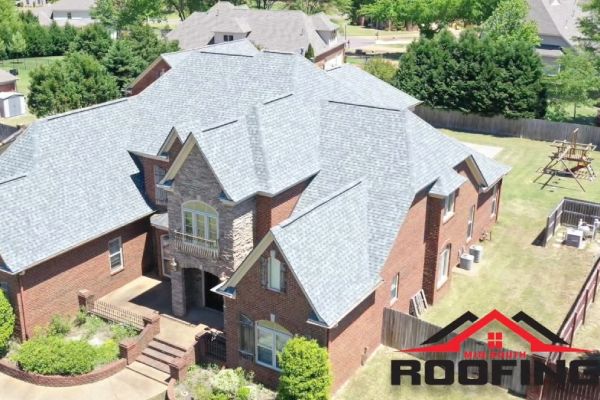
[0, 40, 509, 392]
[528, 0, 585, 64]
[31, 0, 96, 27]
[0, 69, 26, 118]
[167, 1, 345, 69]
[16, 0, 47, 7]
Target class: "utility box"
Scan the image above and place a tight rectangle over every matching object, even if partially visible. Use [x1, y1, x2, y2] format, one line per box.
[566, 228, 584, 248]
[460, 253, 475, 270]
[469, 245, 484, 263]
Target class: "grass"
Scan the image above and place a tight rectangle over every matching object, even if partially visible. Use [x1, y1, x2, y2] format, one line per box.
[421, 131, 600, 349]
[335, 347, 515, 400]
[331, 18, 415, 38]
[547, 103, 599, 126]
[0, 56, 63, 95]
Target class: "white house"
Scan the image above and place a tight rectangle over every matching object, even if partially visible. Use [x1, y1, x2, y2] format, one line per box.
[32, 0, 96, 27]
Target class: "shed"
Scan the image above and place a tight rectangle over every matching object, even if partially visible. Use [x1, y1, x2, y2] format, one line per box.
[0, 92, 27, 118]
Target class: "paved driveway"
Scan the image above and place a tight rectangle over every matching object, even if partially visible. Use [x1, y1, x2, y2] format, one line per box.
[0, 367, 167, 400]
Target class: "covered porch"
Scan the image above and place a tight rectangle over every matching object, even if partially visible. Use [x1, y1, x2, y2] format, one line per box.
[100, 275, 224, 349]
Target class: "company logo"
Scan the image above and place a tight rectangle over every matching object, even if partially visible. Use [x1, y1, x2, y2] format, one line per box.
[391, 310, 599, 386]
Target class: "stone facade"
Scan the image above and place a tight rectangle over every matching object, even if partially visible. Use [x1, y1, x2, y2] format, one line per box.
[167, 144, 255, 316]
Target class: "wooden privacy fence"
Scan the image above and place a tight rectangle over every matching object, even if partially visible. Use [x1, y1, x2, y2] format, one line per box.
[549, 256, 600, 363]
[382, 308, 527, 396]
[539, 373, 600, 400]
[543, 197, 600, 246]
[414, 106, 600, 145]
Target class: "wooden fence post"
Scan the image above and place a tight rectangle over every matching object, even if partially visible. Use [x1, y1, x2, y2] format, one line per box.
[583, 289, 589, 325]
[594, 269, 599, 303]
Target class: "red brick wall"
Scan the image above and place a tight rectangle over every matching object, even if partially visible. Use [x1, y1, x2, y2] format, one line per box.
[224, 243, 328, 389]
[0, 82, 16, 92]
[254, 180, 310, 244]
[139, 138, 183, 207]
[130, 58, 171, 96]
[11, 218, 152, 339]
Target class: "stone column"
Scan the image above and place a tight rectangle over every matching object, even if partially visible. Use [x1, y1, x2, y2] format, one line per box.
[171, 269, 187, 317]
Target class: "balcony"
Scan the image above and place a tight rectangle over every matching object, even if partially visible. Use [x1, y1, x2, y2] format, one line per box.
[172, 230, 219, 259]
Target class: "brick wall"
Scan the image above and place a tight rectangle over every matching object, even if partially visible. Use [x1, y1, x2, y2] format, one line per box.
[7, 218, 151, 339]
[139, 137, 183, 208]
[0, 82, 16, 92]
[130, 58, 171, 96]
[254, 180, 310, 243]
[224, 243, 328, 389]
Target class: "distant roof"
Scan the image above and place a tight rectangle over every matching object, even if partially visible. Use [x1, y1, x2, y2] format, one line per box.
[0, 69, 17, 85]
[527, 0, 585, 48]
[167, 2, 340, 56]
[52, 0, 96, 11]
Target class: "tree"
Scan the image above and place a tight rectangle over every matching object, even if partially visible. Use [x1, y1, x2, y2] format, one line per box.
[69, 24, 113, 60]
[21, 18, 52, 57]
[480, 0, 539, 46]
[0, 0, 21, 52]
[93, 0, 164, 32]
[363, 57, 397, 83]
[164, 0, 217, 21]
[9, 31, 27, 59]
[122, 25, 179, 63]
[395, 29, 547, 119]
[305, 43, 314, 60]
[277, 337, 332, 400]
[579, 0, 600, 49]
[546, 50, 600, 120]
[0, 290, 15, 354]
[28, 52, 119, 117]
[102, 40, 145, 91]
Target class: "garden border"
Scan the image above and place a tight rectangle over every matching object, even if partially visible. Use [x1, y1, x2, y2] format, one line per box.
[0, 358, 127, 387]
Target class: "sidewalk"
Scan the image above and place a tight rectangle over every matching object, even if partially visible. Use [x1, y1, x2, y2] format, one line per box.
[0, 367, 167, 400]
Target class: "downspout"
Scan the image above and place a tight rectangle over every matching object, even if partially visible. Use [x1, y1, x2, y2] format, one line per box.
[17, 272, 28, 339]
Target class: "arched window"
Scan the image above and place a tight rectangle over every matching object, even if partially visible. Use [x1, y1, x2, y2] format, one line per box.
[182, 201, 218, 241]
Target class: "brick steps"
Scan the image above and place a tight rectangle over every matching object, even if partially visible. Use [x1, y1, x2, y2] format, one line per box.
[137, 339, 188, 377]
[127, 361, 170, 384]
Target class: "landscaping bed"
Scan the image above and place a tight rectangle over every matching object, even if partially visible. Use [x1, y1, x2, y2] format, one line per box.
[6, 312, 138, 376]
[174, 365, 275, 400]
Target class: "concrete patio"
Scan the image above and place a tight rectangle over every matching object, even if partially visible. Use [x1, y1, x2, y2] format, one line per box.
[100, 276, 224, 349]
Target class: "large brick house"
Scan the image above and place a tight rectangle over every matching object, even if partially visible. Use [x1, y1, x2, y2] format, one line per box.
[0, 40, 509, 390]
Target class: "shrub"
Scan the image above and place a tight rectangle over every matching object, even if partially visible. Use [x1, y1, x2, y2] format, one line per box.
[363, 57, 397, 84]
[110, 323, 138, 342]
[212, 368, 247, 396]
[277, 337, 332, 400]
[74, 309, 88, 327]
[48, 315, 71, 337]
[14, 336, 96, 375]
[238, 386, 252, 400]
[0, 290, 15, 354]
[209, 394, 229, 400]
[93, 339, 119, 366]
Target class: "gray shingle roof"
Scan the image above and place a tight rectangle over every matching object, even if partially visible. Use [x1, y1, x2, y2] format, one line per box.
[272, 180, 381, 327]
[527, 0, 584, 48]
[0, 69, 17, 85]
[167, 4, 339, 56]
[51, 0, 95, 11]
[0, 38, 509, 329]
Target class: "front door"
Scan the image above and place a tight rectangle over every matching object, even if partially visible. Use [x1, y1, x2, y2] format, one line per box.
[204, 272, 224, 312]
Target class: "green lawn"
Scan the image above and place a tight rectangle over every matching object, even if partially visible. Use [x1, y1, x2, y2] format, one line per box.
[335, 347, 515, 400]
[0, 56, 63, 96]
[331, 18, 415, 38]
[547, 103, 599, 126]
[422, 131, 600, 349]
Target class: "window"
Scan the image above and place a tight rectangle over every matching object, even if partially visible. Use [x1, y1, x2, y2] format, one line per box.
[160, 235, 171, 277]
[467, 205, 475, 241]
[390, 273, 399, 303]
[487, 332, 503, 349]
[224, 34, 234, 42]
[108, 237, 123, 272]
[67, 12, 72, 19]
[182, 201, 218, 242]
[239, 314, 255, 359]
[444, 192, 456, 219]
[154, 166, 167, 204]
[256, 324, 291, 370]
[437, 245, 451, 288]
[491, 186, 498, 216]
[268, 251, 281, 291]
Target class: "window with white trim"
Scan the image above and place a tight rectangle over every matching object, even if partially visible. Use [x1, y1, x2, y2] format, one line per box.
[444, 192, 456, 219]
[255, 324, 291, 370]
[182, 201, 218, 241]
[437, 245, 451, 288]
[491, 186, 498, 216]
[390, 273, 399, 303]
[467, 205, 475, 240]
[268, 250, 281, 291]
[108, 237, 123, 272]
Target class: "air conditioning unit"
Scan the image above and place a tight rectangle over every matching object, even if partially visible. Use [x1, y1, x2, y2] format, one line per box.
[565, 228, 584, 248]
[469, 245, 484, 263]
[460, 253, 475, 271]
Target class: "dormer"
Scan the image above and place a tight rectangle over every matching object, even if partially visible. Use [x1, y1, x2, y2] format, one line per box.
[212, 17, 252, 44]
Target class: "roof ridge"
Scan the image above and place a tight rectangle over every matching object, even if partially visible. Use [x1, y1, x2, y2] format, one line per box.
[45, 98, 128, 121]
[201, 118, 239, 132]
[327, 99, 404, 112]
[263, 92, 293, 105]
[276, 179, 364, 230]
